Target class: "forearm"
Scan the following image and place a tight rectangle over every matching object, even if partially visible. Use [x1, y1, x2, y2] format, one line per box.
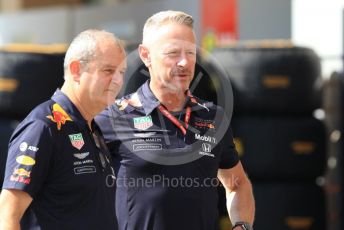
[226, 179, 255, 225]
[0, 204, 22, 230]
[0, 189, 32, 230]
[0, 217, 21, 230]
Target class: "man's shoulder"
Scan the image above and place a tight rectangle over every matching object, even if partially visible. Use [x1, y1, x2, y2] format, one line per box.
[192, 96, 223, 112]
[20, 99, 76, 132]
[24, 99, 56, 125]
[109, 92, 143, 116]
[95, 93, 137, 128]
[9, 100, 57, 144]
[191, 96, 229, 126]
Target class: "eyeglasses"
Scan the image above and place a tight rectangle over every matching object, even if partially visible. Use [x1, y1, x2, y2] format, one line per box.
[91, 121, 115, 177]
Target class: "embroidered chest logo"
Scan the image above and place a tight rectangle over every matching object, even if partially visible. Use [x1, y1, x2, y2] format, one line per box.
[73, 152, 89, 159]
[69, 133, 85, 150]
[199, 143, 214, 158]
[195, 133, 217, 143]
[193, 118, 215, 129]
[47, 103, 73, 130]
[194, 121, 215, 129]
[133, 115, 153, 130]
[202, 143, 212, 153]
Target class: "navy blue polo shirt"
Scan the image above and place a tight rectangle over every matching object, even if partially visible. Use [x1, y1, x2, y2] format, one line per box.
[96, 81, 239, 230]
[2, 90, 117, 230]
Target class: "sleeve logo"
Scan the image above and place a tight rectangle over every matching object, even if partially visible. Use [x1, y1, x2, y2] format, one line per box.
[16, 155, 36, 166]
[19, 142, 39, 152]
[10, 168, 31, 185]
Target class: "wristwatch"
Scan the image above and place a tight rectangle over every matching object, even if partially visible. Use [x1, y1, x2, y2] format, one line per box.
[232, 222, 253, 230]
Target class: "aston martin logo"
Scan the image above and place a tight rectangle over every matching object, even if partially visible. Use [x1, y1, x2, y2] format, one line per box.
[73, 152, 89, 159]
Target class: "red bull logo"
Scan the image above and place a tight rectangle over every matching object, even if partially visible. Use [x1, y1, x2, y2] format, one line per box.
[194, 122, 215, 129]
[47, 103, 73, 130]
[13, 168, 31, 177]
[10, 175, 31, 184]
[10, 168, 31, 184]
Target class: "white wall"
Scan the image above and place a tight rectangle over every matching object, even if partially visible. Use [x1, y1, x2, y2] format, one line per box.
[2, 0, 342, 79]
[0, 6, 72, 44]
[239, 0, 291, 40]
[74, 0, 200, 44]
[292, 0, 344, 78]
[0, 0, 201, 45]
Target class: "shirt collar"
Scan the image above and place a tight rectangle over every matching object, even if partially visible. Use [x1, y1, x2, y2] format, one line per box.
[134, 80, 213, 115]
[136, 80, 160, 115]
[51, 89, 90, 131]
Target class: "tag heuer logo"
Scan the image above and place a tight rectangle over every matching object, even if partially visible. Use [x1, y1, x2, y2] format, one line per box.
[133, 116, 153, 130]
[69, 133, 84, 150]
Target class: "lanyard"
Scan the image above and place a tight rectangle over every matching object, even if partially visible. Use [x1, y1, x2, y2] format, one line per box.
[91, 121, 115, 177]
[157, 91, 197, 136]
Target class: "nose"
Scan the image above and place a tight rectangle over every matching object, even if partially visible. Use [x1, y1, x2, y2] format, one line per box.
[177, 53, 188, 67]
[112, 71, 124, 86]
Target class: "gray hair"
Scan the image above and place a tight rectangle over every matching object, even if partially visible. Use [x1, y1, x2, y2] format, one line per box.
[142, 10, 194, 45]
[63, 29, 122, 74]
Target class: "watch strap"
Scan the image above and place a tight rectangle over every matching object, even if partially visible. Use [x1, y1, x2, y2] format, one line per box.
[232, 221, 253, 230]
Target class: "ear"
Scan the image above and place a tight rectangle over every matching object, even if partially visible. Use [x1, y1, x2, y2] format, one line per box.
[69, 60, 82, 83]
[138, 44, 151, 68]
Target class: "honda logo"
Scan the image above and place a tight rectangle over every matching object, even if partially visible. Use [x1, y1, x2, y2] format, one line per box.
[202, 143, 211, 153]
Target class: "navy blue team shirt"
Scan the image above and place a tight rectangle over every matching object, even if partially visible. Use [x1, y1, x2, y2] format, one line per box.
[2, 90, 117, 230]
[96, 81, 239, 230]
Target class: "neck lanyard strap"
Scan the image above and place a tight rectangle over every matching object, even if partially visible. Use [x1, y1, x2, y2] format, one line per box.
[157, 104, 191, 135]
[157, 91, 197, 135]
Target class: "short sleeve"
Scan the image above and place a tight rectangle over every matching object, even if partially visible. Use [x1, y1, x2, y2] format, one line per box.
[215, 111, 240, 169]
[2, 120, 54, 198]
[218, 126, 239, 169]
